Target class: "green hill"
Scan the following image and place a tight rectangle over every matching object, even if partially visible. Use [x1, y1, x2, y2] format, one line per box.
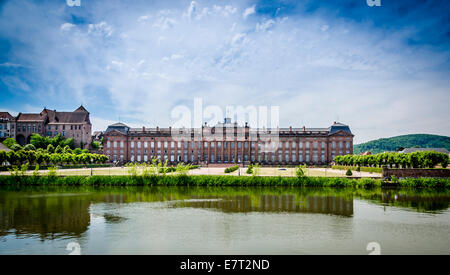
[354, 134, 450, 155]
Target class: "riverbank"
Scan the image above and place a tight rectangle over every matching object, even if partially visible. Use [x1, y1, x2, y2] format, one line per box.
[0, 175, 449, 188]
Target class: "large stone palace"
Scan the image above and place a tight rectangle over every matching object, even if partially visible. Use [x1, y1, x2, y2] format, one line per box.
[0, 106, 92, 149]
[102, 119, 354, 165]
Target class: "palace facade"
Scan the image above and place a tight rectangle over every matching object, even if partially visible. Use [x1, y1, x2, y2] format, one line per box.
[0, 106, 92, 149]
[102, 119, 354, 165]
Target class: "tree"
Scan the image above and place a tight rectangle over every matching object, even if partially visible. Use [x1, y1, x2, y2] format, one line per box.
[47, 144, 55, 154]
[63, 145, 72, 154]
[2, 138, 17, 149]
[30, 134, 48, 149]
[23, 144, 36, 151]
[0, 150, 6, 166]
[55, 145, 63, 154]
[10, 144, 22, 152]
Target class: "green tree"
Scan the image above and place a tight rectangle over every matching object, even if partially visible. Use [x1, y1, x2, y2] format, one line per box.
[47, 144, 55, 154]
[10, 144, 22, 152]
[2, 138, 17, 149]
[23, 144, 36, 151]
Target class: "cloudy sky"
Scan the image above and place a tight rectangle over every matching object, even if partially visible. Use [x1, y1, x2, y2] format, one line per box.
[0, 0, 449, 144]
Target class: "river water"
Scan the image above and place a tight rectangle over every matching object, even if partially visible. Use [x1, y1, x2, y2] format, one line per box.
[0, 186, 449, 255]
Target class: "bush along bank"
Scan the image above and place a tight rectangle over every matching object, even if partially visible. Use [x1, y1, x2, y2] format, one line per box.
[0, 175, 449, 188]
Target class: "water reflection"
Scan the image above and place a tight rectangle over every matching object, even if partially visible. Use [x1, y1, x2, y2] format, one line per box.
[0, 186, 449, 241]
[172, 194, 354, 216]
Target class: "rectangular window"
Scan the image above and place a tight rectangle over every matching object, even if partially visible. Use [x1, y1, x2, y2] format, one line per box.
[131, 142, 135, 148]
[120, 141, 124, 148]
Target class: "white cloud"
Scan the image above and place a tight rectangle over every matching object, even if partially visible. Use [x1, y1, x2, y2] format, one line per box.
[88, 21, 113, 37]
[243, 5, 255, 19]
[60, 23, 76, 32]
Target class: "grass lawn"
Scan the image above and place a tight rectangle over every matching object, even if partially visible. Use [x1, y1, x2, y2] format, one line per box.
[6, 166, 381, 178]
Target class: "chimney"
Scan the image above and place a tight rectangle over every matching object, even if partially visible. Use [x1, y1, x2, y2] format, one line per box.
[289, 126, 292, 132]
[302, 126, 306, 132]
[142, 126, 145, 132]
[334, 121, 336, 124]
[156, 126, 159, 131]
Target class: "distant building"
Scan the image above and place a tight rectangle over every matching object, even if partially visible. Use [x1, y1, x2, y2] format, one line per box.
[10, 106, 92, 149]
[0, 112, 15, 140]
[400, 148, 450, 155]
[102, 120, 354, 165]
[361, 151, 372, 155]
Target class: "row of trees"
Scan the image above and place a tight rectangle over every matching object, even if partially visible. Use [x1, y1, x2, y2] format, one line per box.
[0, 150, 109, 167]
[334, 151, 449, 169]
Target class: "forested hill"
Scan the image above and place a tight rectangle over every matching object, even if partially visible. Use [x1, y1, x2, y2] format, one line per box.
[354, 134, 450, 155]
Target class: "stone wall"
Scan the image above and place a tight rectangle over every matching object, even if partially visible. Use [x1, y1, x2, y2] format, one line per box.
[382, 167, 450, 178]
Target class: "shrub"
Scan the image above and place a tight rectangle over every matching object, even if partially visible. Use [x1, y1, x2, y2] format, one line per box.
[345, 169, 353, 176]
[356, 166, 360, 172]
[225, 165, 239, 173]
[246, 165, 253, 174]
[296, 165, 306, 178]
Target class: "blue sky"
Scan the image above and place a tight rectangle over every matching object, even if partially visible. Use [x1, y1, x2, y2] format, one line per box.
[0, 0, 449, 144]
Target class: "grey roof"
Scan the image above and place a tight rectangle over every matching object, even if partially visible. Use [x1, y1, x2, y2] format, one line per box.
[328, 122, 352, 135]
[400, 148, 450, 154]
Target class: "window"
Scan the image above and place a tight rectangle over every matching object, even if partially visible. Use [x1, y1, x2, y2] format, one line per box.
[114, 141, 117, 148]
[238, 142, 241, 149]
[158, 141, 161, 148]
[171, 142, 174, 148]
[144, 142, 148, 148]
[231, 142, 235, 149]
[137, 141, 141, 149]
[204, 142, 208, 148]
[107, 141, 111, 148]
[120, 141, 124, 148]
[131, 142, 135, 148]
[322, 142, 325, 149]
[62, 131, 65, 137]
[244, 142, 248, 149]
[211, 142, 215, 149]
[306, 142, 310, 149]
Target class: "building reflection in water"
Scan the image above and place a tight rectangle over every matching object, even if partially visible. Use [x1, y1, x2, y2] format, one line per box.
[0, 193, 91, 240]
[172, 194, 354, 217]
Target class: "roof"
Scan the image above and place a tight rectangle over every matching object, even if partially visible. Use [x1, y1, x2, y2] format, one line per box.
[400, 148, 450, 154]
[16, 113, 44, 122]
[0, 112, 14, 120]
[74, 105, 89, 113]
[43, 109, 90, 124]
[328, 122, 352, 136]
[109, 122, 129, 127]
